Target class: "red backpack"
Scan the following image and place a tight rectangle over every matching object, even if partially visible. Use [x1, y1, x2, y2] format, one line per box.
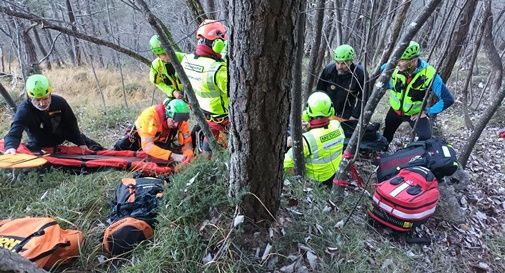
[0, 217, 83, 269]
[368, 166, 439, 232]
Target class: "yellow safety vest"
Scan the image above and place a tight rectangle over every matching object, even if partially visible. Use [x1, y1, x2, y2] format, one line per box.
[181, 54, 228, 115]
[388, 65, 436, 115]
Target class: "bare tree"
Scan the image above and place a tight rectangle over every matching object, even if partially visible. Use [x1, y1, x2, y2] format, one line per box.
[303, 0, 325, 102]
[65, 0, 82, 66]
[459, 0, 504, 168]
[437, 0, 478, 82]
[290, 1, 308, 176]
[227, 0, 300, 226]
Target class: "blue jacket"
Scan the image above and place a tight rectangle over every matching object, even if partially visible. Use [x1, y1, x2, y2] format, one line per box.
[381, 59, 454, 116]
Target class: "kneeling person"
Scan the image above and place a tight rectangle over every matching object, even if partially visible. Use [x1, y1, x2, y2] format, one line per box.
[3, 74, 102, 154]
[114, 99, 193, 162]
[284, 92, 345, 188]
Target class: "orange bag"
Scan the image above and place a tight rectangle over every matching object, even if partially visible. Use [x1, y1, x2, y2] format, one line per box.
[0, 217, 83, 269]
[102, 217, 153, 255]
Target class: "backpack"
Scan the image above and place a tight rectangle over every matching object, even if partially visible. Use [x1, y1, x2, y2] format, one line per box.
[108, 177, 165, 225]
[103, 177, 164, 255]
[0, 217, 83, 269]
[376, 138, 459, 182]
[368, 166, 439, 232]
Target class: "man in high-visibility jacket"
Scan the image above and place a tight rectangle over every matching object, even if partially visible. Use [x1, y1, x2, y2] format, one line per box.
[149, 35, 185, 99]
[284, 92, 345, 188]
[113, 99, 193, 162]
[180, 19, 228, 157]
[383, 41, 454, 144]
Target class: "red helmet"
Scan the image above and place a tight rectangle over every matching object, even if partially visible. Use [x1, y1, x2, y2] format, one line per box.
[197, 19, 227, 41]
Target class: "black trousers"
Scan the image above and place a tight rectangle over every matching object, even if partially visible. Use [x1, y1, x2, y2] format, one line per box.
[383, 108, 432, 144]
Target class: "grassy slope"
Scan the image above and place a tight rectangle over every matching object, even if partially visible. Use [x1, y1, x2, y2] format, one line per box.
[1, 67, 504, 272]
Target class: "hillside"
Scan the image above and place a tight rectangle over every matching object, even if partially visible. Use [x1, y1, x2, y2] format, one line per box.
[0, 67, 504, 273]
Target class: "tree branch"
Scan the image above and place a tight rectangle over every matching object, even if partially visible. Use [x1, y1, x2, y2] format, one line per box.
[0, 5, 151, 66]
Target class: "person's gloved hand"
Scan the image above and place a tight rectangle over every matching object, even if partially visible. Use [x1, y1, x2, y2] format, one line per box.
[343, 149, 353, 160]
[170, 152, 185, 162]
[498, 129, 505, 138]
[3, 148, 16, 155]
[79, 145, 92, 155]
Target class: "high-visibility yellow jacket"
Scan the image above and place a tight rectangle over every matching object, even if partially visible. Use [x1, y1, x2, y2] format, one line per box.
[181, 54, 228, 116]
[149, 52, 185, 98]
[134, 105, 192, 160]
[284, 120, 345, 182]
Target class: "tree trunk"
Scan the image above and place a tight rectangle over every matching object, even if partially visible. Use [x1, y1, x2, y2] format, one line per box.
[437, 0, 478, 82]
[0, 81, 16, 112]
[370, 0, 411, 86]
[459, 0, 503, 168]
[185, 0, 207, 24]
[65, 0, 82, 66]
[228, 0, 299, 227]
[290, 2, 307, 177]
[0, 248, 47, 273]
[22, 26, 41, 75]
[303, 0, 325, 103]
[461, 5, 490, 130]
[334, 0, 443, 193]
[31, 27, 51, 69]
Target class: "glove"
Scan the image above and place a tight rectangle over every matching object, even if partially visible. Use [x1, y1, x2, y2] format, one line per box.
[498, 129, 505, 138]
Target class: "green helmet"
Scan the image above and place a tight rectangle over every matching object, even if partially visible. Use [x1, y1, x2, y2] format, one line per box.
[26, 74, 51, 98]
[401, 41, 420, 60]
[306, 92, 334, 118]
[150, 35, 166, 55]
[333, 44, 355, 62]
[164, 99, 190, 122]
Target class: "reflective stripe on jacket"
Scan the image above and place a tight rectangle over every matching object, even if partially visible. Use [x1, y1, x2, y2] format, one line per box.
[134, 106, 191, 160]
[388, 65, 436, 116]
[181, 54, 228, 115]
[284, 120, 345, 182]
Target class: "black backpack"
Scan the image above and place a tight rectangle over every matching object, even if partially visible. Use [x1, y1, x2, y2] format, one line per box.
[108, 177, 165, 225]
[376, 138, 459, 182]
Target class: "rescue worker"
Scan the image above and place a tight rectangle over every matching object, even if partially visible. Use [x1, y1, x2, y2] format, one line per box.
[284, 92, 345, 188]
[382, 41, 454, 144]
[113, 99, 193, 162]
[316, 44, 367, 120]
[3, 74, 103, 154]
[149, 35, 185, 99]
[180, 19, 228, 158]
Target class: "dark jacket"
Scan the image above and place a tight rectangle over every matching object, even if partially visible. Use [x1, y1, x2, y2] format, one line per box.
[316, 62, 367, 119]
[4, 94, 85, 151]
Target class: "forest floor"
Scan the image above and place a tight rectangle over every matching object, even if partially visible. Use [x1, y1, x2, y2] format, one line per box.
[0, 67, 504, 272]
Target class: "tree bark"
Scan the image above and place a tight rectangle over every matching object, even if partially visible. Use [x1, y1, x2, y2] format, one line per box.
[228, 0, 299, 227]
[437, 0, 478, 82]
[334, 0, 443, 191]
[290, 2, 307, 176]
[459, 0, 504, 168]
[0, 248, 47, 273]
[185, 0, 207, 24]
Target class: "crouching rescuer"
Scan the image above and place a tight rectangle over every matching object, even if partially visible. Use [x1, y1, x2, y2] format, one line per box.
[284, 92, 345, 188]
[114, 99, 193, 163]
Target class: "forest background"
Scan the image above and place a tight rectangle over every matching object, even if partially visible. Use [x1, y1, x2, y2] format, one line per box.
[0, 0, 504, 272]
